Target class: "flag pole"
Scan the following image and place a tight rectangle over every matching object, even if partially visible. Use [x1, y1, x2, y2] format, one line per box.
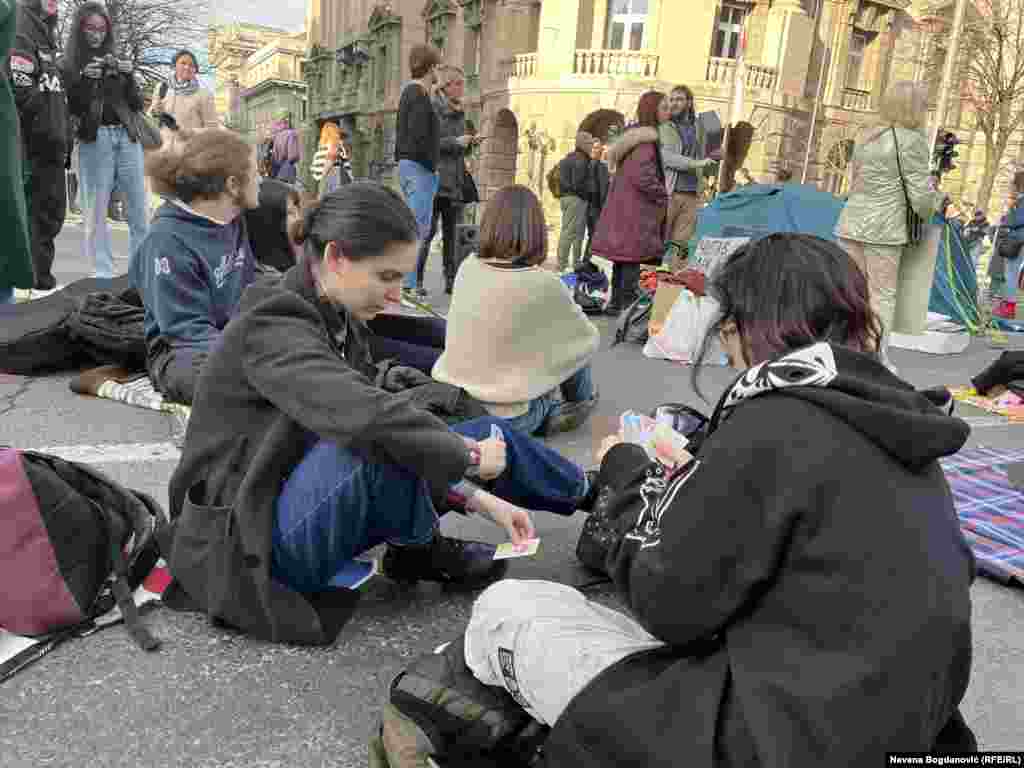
[928, 0, 969, 163]
[801, 0, 827, 183]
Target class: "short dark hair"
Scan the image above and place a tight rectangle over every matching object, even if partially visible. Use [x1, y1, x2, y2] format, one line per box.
[636, 91, 665, 128]
[409, 44, 441, 79]
[294, 182, 418, 264]
[172, 49, 198, 70]
[478, 185, 548, 267]
[692, 233, 882, 397]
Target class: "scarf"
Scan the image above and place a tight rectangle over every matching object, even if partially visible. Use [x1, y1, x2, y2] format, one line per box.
[171, 77, 199, 97]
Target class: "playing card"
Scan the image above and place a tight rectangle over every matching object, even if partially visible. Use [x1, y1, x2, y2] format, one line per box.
[493, 538, 540, 560]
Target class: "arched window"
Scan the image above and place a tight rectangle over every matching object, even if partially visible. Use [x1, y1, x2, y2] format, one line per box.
[607, 0, 648, 51]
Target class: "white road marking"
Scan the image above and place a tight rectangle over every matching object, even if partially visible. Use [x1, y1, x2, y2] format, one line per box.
[34, 442, 182, 464]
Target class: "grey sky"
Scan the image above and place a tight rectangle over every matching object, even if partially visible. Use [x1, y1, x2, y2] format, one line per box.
[210, 0, 307, 32]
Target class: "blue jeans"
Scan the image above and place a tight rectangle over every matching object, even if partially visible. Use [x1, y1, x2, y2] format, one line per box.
[1006, 250, 1022, 302]
[0, 285, 13, 304]
[271, 416, 586, 592]
[398, 159, 439, 289]
[500, 365, 596, 436]
[78, 126, 149, 278]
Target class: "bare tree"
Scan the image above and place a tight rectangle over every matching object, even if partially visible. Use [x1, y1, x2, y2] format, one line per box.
[925, 0, 1024, 209]
[56, 0, 209, 89]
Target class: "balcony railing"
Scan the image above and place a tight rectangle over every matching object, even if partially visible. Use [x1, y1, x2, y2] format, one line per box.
[841, 87, 872, 111]
[574, 49, 659, 78]
[512, 53, 537, 78]
[705, 57, 778, 90]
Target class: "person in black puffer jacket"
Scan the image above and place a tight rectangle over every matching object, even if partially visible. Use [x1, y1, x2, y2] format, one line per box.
[555, 131, 594, 272]
[8, 0, 68, 291]
[61, 2, 148, 280]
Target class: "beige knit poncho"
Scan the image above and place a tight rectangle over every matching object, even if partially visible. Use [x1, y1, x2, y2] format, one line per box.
[432, 257, 601, 418]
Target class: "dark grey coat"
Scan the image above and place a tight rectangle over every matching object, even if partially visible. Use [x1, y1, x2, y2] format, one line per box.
[435, 92, 467, 202]
[163, 263, 472, 645]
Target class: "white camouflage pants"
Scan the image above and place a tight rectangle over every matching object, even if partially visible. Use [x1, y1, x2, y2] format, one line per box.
[463, 580, 665, 726]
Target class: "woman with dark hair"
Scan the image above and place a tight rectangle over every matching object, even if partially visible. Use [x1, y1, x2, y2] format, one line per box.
[433, 185, 600, 436]
[445, 233, 976, 766]
[149, 49, 218, 133]
[163, 182, 594, 646]
[61, 2, 149, 279]
[591, 90, 669, 313]
[130, 128, 260, 404]
[245, 178, 302, 272]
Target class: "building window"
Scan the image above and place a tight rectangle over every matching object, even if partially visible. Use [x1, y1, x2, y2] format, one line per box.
[607, 0, 648, 51]
[846, 32, 867, 90]
[712, 2, 747, 59]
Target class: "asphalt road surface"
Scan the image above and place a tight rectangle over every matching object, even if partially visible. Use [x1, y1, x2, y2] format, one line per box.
[1, 223, 1022, 765]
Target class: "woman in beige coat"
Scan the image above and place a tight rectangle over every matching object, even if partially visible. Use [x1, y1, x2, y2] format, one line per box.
[836, 81, 945, 367]
[149, 49, 218, 132]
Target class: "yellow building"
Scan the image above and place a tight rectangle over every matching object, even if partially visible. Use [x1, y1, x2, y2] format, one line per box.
[301, 1, 1022, 219]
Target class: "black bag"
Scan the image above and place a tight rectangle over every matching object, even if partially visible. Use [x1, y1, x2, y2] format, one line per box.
[576, 403, 709, 574]
[370, 635, 547, 768]
[892, 127, 925, 245]
[124, 111, 163, 150]
[612, 290, 653, 346]
[0, 276, 139, 375]
[68, 292, 148, 371]
[996, 227, 1023, 260]
[0, 447, 165, 660]
[462, 167, 480, 204]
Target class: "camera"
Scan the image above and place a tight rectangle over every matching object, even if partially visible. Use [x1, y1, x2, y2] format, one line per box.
[102, 54, 119, 78]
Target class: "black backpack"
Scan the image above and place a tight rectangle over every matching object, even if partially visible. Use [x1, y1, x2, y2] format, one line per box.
[0, 448, 166, 661]
[370, 636, 547, 768]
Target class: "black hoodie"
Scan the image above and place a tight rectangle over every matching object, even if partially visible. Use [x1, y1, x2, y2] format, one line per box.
[9, 0, 68, 159]
[545, 343, 976, 767]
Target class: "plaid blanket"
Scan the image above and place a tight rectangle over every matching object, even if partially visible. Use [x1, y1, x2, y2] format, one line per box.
[940, 447, 1024, 586]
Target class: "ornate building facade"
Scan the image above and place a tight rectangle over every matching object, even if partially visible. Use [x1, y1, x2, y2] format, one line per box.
[300, 0, 1023, 221]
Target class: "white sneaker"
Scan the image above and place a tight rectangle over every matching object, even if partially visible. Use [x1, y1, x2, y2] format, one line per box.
[28, 285, 62, 299]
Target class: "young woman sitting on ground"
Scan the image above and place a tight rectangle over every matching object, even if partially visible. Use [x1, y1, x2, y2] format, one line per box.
[131, 128, 260, 405]
[432, 184, 601, 437]
[162, 183, 594, 646]
[439, 233, 975, 764]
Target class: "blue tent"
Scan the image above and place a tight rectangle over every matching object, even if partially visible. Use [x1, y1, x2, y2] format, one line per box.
[691, 184, 980, 329]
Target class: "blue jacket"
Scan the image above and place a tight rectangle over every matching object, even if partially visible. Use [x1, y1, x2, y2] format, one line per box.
[1001, 200, 1024, 248]
[130, 200, 256, 353]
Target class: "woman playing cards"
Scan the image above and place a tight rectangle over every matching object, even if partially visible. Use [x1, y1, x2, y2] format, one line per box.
[160, 183, 594, 646]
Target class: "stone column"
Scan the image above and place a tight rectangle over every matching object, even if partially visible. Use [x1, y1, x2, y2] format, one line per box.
[870, 9, 896, 111]
[824, 0, 856, 106]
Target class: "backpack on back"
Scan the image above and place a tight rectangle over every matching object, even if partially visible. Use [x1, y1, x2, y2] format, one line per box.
[0, 447, 165, 650]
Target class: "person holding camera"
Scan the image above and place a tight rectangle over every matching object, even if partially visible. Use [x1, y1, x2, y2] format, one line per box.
[8, 0, 68, 292]
[61, 2, 148, 279]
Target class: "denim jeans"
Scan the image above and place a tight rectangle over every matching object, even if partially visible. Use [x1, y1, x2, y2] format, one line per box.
[271, 416, 586, 592]
[398, 159, 439, 289]
[1005, 250, 1022, 302]
[78, 126, 149, 278]
[0, 286, 13, 304]
[368, 314, 446, 374]
[500, 365, 596, 436]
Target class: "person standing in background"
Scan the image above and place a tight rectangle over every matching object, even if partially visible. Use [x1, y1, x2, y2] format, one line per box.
[0, 0, 33, 303]
[659, 85, 713, 270]
[149, 49, 217, 133]
[555, 132, 594, 273]
[270, 111, 301, 183]
[417, 65, 476, 295]
[583, 138, 610, 263]
[395, 43, 441, 297]
[9, 0, 68, 292]
[62, 2, 149, 279]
